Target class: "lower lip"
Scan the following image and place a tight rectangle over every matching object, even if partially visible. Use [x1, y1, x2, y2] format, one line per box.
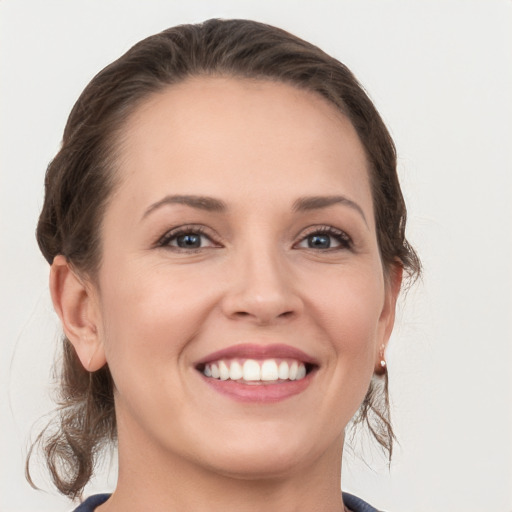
[199, 371, 316, 403]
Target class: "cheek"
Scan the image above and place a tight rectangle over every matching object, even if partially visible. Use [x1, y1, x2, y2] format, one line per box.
[97, 260, 240, 415]
[306, 264, 385, 411]
[309, 265, 384, 348]
[97, 262, 208, 376]
[298, 269, 385, 433]
[96, 269, 208, 421]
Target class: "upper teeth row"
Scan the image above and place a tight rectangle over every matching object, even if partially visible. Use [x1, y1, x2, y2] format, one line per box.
[203, 359, 307, 382]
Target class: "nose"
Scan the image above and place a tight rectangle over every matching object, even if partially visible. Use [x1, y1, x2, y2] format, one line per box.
[221, 245, 303, 326]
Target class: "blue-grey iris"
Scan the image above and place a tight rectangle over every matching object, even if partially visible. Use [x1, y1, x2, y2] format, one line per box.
[308, 234, 330, 249]
[177, 234, 201, 248]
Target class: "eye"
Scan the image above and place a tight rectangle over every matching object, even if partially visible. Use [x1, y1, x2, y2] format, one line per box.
[295, 227, 352, 250]
[173, 233, 206, 249]
[157, 226, 218, 251]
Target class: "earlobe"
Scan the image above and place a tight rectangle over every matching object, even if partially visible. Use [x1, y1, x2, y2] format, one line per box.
[375, 264, 403, 372]
[50, 255, 106, 372]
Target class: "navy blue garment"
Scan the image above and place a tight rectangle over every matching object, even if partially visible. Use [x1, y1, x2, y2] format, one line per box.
[72, 494, 110, 511]
[344, 492, 382, 512]
[72, 492, 381, 511]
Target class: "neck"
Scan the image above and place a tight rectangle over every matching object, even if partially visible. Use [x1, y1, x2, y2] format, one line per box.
[98, 420, 348, 512]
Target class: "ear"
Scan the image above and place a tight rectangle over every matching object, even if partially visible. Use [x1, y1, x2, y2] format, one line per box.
[50, 255, 106, 372]
[375, 263, 403, 370]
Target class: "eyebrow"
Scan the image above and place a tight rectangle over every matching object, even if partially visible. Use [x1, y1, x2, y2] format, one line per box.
[292, 195, 368, 225]
[142, 194, 227, 220]
[142, 193, 367, 225]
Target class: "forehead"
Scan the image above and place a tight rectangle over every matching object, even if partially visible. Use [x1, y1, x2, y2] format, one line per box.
[112, 76, 372, 216]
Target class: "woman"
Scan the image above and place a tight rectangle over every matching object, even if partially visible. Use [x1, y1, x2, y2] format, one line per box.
[29, 19, 420, 512]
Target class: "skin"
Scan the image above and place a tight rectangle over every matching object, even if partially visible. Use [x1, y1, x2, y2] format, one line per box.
[51, 77, 401, 512]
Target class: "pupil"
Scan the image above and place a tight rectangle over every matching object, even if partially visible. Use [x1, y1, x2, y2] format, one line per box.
[308, 234, 330, 249]
[177, 234, 201, 248]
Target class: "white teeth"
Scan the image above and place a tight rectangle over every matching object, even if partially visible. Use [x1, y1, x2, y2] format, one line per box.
[261, 360, 279, 381]
[202, 358, 309, 383]
[289, 361, 298, 380]
[229, 361, 243, 380]
[219, 360, 230, 380]
[278, 361, 289, 380]
[243, 359, 261, 381]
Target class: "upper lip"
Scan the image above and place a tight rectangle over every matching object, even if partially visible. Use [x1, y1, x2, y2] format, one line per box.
[195, 343, 319, 367]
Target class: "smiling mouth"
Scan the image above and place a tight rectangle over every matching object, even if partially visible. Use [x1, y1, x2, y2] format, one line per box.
[196, 358, 316, 384]
[194, 343, 319, 401]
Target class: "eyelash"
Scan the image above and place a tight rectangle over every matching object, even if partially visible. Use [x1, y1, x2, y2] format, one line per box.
[155, 225, 353, 252]
[156, 225, 219, 252]
[295, 226, 353, 251]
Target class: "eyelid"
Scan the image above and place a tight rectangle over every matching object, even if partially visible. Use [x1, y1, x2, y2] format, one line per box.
[294, 225, 353, 250]
[155, 224, 221, 249]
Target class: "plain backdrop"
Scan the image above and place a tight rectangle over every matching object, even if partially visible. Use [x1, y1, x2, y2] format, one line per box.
[1, 1, 511, 511]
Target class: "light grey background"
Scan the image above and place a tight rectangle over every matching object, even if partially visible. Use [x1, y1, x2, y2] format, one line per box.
[1, 1, 511, 511]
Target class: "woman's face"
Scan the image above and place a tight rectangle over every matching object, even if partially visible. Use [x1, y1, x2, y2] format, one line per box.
[90, 77, 399, 477]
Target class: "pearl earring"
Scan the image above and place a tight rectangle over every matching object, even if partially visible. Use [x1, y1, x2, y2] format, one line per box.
[375, 345, 387, 376]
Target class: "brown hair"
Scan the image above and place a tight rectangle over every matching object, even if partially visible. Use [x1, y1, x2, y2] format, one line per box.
[29, 18, 421, 499]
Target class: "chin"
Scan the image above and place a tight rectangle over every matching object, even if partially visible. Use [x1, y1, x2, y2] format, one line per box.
[204, 450, 301, 481]
[189, 423, 329, 480]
